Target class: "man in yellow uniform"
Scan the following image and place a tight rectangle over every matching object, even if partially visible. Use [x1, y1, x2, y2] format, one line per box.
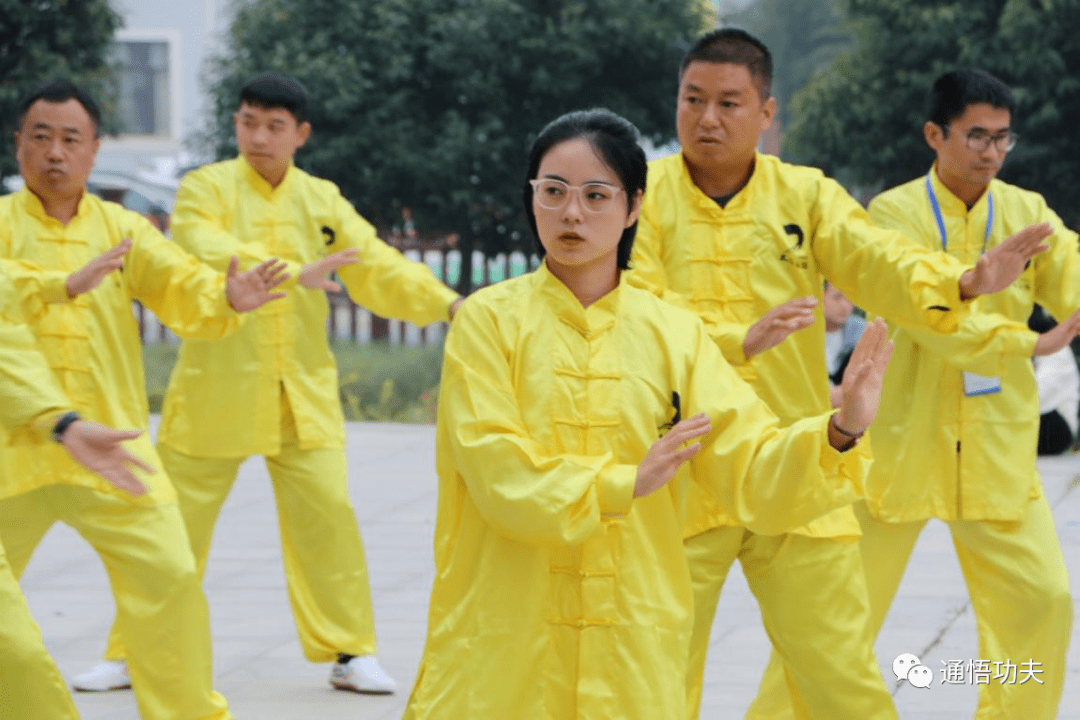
[78, 72, 461, 695]
[628, 30, 1051, 720]
[0, 269, 155, 720]
[851, 69, 1076, 719]
[0, 80, 287, 720]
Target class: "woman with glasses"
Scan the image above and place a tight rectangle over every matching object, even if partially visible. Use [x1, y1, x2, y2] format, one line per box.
[401, 108, 894, 719]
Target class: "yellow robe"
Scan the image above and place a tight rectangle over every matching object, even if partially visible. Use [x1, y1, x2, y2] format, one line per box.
[0, 189, 241, 503]
[402, 264, 870, 720]
[0, 271, 71, 434]
[631, 152, 978, 720]
[866, 167, 1080, 521]
[630, 151, 971, 538]
[849, 169, 1079, 720]
[158, 156, 459, 457]
[0, 275, 83, 720]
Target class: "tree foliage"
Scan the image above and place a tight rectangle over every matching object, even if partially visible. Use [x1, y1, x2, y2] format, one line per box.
[728, 0, 853, 136]
[202, 0, 712, 267]
[785, 0, 1080, 226]
[0, 0, 122, 181]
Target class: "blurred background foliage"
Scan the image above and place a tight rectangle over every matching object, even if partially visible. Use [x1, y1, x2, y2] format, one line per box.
[145, 341, 445, 423]
[0, 0, 122, 181]
[729, 0, 1080, 227]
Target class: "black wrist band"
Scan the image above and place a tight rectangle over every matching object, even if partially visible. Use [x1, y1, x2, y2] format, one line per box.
[51, 411, 81, 444]
[830, 415, 863, 439]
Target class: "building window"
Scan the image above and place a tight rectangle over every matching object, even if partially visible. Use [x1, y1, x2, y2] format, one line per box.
[112, 41, 170, 136]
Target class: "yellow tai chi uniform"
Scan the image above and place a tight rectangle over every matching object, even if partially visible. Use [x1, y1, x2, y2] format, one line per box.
[852, 169, 1077, 719]
[402, 263, 873, 719]
[101, 156, 459, 664]
[0, 271, 83, 720]
[0, 189, 238, 720]
[630, 152, 973, 720]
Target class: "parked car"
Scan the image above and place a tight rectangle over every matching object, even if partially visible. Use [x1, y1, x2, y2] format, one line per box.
[87, 182, 170, 232]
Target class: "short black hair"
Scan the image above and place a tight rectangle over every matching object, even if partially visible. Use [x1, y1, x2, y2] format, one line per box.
[523, 109, 647, 271]
[17, 80, 102, 137]
[239, 72, 309, 124]
[680, 28, 772, 100]
[926, 69, 1017, 130]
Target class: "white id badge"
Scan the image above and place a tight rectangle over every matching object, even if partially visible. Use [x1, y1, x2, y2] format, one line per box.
[963, 372, 1001, 397]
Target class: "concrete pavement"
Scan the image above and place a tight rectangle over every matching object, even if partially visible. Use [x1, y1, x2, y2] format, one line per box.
[19, 420, 1080, 719]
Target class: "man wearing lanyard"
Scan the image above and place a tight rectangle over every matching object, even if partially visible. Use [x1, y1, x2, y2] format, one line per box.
[769, 68, 1080, 719]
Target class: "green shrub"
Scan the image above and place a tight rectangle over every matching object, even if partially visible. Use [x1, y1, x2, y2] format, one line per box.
[334, 340, 444, 423]
[143, 342, 179, 414]
[142, 340, 444, 423]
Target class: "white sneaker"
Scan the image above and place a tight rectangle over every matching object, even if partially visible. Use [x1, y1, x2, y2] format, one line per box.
[329, 655, 397, 694]
[72, 660, 131, 692]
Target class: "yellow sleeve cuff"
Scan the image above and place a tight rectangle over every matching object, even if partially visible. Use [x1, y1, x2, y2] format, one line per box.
[28, 409, 74, 443]
[1017, 329, 1040, 358]
[42, 271, 73, 304]
[925, 263, 969, 334]
[719, 330, 749, 365]
[598, 464, 637, 517]
[819, 417, 872, 495]
[436, 285, 461, 319]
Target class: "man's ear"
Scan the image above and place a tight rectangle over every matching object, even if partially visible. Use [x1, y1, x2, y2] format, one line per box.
[760, 95, 777, 132]
[924, 121, 944, 151]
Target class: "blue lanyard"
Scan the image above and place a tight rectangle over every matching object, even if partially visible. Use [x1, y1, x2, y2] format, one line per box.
[925, 173, 993, 254]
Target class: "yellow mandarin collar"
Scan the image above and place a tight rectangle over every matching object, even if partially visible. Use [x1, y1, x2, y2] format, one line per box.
[18, 186, 92, 226]
[535, 259, 621, 336]
[676, 151, 760, 214]
[927, 162, 994, 218]
[238, 154, 295, 198]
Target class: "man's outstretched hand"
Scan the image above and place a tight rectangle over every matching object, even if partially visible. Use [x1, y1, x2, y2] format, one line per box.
[225, 257, 290, 312]
[958, 223, 1051, 300]
[299, 249, 362, 292]
[66, 238, 132, 298]
[742, 297, 817, 359]
[61, 422, 154, 496]
[1034, 308, 1080, 357]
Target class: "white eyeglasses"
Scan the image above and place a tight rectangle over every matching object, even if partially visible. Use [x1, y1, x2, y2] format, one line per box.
[529, 178, 625, 213]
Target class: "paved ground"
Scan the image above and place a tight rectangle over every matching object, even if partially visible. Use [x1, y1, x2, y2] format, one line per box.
[20, 420, 1080, 719]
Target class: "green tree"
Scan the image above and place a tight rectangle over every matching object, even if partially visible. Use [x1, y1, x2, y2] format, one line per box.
[202, 0, 712, 290]
[729, 0, 853, 140]
[0, 0, 122, 182]
[786, 0, 1080, 225]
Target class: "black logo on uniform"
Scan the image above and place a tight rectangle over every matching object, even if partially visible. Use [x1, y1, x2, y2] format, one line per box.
[321, 226, 336, 246]
[780, 223, 808, 269]
[660, 391, 682, 431]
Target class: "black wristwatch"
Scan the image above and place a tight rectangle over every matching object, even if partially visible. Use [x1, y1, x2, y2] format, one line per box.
[51, 411, 81, 444]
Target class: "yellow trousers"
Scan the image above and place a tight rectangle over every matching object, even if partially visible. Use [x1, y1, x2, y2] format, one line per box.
[686, 526, 897, 720]
[0, 485, 231, 720]
[0, 540, 80, 720]
[105, 395, 377, 663]
[749, 498, 1071, 720]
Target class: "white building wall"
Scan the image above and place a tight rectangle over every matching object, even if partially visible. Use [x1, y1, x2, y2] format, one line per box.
[94, 0, 242, 207]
